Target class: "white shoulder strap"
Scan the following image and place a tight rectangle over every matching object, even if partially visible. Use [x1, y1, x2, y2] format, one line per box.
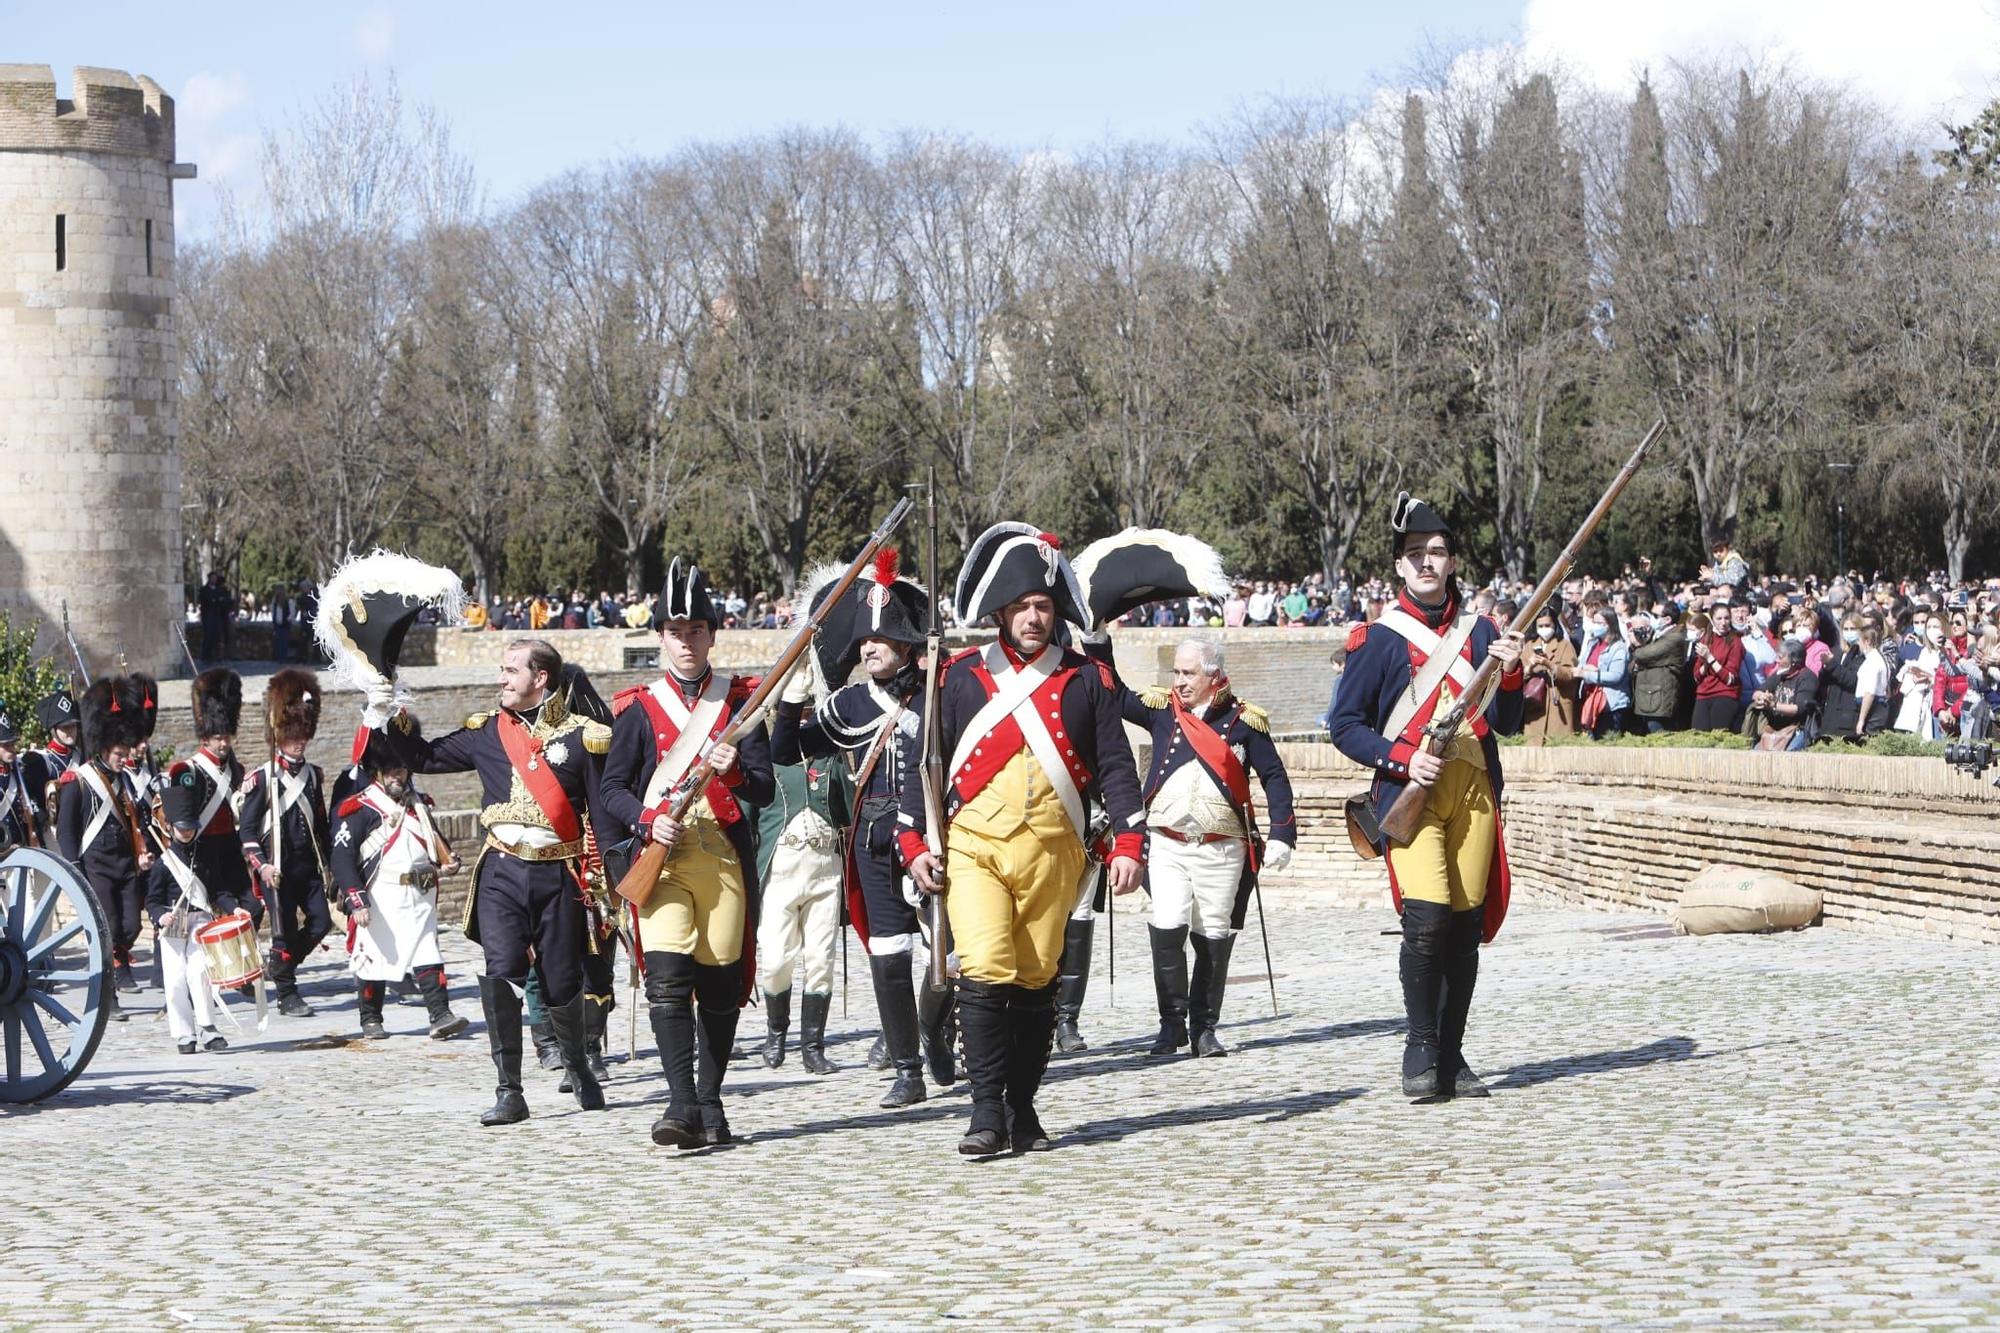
[1375, 610, 1481, 745]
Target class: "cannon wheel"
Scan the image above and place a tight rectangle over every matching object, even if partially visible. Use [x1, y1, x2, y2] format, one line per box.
[0, 848, 112, 1103]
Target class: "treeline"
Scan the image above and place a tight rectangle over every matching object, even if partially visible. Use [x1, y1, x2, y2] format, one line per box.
[180, 60, 2000, 604]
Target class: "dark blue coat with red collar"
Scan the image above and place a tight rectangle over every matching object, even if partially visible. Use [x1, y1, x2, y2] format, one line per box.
[1327, 595, 1524, 846]
[895, 641, 1145, 866]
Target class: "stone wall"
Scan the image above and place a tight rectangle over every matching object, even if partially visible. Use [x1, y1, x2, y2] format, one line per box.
[0, 65, 184, 675]
[1267, 742, 2000, 944]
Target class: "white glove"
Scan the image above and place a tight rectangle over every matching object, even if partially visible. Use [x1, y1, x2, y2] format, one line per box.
[1078, 626, 1111, 646]
[780, 663, 815, 706]
[361, 677, 397, 729]
[1262, 840, 1293, 873]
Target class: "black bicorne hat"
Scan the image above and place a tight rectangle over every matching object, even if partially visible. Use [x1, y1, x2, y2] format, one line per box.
[557, 663, 612, 727]
[192, 668, 243, 739]
[1072, 528, 1230, 631]
[358, 713, 425, 776]
[36, 689, 77, 735]
[654, 557, 720, 628]
[1390, 492, 1453, 549]
[848, 547, 929, 651]
[954, 523, 1088, 627]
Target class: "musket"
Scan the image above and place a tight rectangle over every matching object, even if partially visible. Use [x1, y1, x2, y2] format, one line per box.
[917, 468, 949, 994]
[613, 498, 915, 908]
[1377, 417, 1666, 848]
[60, 601, 92, 687]
[173, 621, 200, 677]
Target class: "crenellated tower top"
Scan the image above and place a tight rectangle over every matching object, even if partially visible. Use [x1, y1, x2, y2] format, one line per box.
[0, 64, 175, 160]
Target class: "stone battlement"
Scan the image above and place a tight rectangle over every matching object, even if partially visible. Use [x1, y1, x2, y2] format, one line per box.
[0, 64, 174, 160]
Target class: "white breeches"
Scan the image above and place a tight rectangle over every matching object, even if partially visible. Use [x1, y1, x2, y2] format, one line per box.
[756, 838, 841, 995]
[161, 930, 216, 1042]
[1147, 834, 1245, 939]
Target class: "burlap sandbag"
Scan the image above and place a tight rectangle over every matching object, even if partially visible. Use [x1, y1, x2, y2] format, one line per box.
[1671, 864, 1822, 935]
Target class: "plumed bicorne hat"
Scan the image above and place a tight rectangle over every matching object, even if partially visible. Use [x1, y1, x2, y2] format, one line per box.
[795, 548, 930, 692]
[954, 522, 1088, 628]
[557, 663, 611, 727]
[265, 667, 322, 748]
[36, 689, 77, 736]
[1072, 528, 1231, 632]
[315, 549, 467, 727]
[191, 668, 243, 739]
[654, 557, 720, 629]
[1389, 491, 1453, 548]
[80, 675, 150, 758]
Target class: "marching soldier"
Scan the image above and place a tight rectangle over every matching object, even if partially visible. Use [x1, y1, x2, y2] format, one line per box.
[56, 675, 157, 1022]
[600, 559, 774, 1150]
[771, 550, 949, 1106]
[901, 523, 1147, 1157]
[238, 668, 334, 1018]
[330, 727, 469, 1041]
[172, 669, 256, 933]
[1108, 639, 1296, 1057]
[0, 709, 38, 848]
[318, 549, 610, 1125]
[20, 687, 81, 846]
[146, 767, 246, 1054]
[750, 739, 847, 1077]
[1328, 492, 1524, 1102]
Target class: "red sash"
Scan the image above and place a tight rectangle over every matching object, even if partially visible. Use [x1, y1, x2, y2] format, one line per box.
[494, 712, 582, 841]
[1169, 693, 1260, 870]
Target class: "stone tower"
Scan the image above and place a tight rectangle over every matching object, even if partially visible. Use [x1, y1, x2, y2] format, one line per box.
[0, 65, 194, 677]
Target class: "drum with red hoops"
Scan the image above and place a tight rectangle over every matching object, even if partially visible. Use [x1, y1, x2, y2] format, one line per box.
[194, 910, 263, 990]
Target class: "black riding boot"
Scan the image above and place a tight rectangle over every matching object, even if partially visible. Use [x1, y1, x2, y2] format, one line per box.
[414, 964, 468, 1039]
[870, 952, 926, 1108]
[798, 992, 836, 1074]
[917, 972, 957, 1086]
[358, 979, 388, 1040]
[1399, 900, 1452, 1101]
[548, 992, 606, 1111]
[583, 995, 611, 1080]
[1005, 981, 1059, 1153]
[1147, 925, 1191, 1055]
[477, 976, 529, 1126]
[644, 951, 701, 1148]
[1053, 917, 1094, 1053]
[694, 962, 743, 1145]
[761, 988, 791, 1069]
[1438, 908, 1489, 1098]
[955, 978, 1009, 1156]
[1189, 933, 1236, 1057]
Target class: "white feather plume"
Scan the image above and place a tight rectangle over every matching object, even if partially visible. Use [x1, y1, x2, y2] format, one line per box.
[314, 549, 467, 722]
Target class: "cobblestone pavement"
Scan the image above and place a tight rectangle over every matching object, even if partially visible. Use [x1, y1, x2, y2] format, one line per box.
[7, 905, 1999, 1329]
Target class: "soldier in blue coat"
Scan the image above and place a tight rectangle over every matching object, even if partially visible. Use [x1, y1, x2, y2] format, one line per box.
[1328, 492, 1524, 1102]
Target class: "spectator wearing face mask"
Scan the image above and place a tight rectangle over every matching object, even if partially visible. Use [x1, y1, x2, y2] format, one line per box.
[1628, 612, 1686, 734]
[1734, 601, 1779, 715]
[1573, 606, 1631, 739]
[1818, 614, 1885, 743]
[1690, 610, 1744, 732]
[1894, 613, 1944, 738]
[1519, 608, 1579, 743]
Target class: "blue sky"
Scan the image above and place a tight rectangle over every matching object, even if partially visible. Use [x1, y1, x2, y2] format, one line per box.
[12, 2, 1995, 239]
[8, 2, 1520, 235]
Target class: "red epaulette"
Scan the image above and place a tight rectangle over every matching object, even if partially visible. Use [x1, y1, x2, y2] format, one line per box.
[1095, 660, 1117, 689]
[336, 795, 367, 818]
[1345, 622, 1370, 653]
[945, 645, 981, 667]
[166, 759, 192, 779]
[57, 768, 77, 786]
[419, 792, 435, 808]
[238, 771, 260, 795]
[610, 683, 647, 718]
[729, 674, 761, 703]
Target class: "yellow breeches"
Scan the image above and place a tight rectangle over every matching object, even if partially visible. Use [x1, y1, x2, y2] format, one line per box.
[1386, 759, 1496, 912]
[636, 819, 746, 966]
[944, 822, 1087, 989]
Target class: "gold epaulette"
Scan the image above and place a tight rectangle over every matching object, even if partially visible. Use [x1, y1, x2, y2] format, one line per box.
[1139, 686, 1172, 710]
[582, 719, 613, 755]
[1241, 703, 1270, 734]
[463, 711, 493, 731]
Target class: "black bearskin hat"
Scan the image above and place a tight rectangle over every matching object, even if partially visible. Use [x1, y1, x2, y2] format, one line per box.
[264, 668, 322, 748]
[192, 668, 244, 740]
[954, 522, 1088, 627]
[80, 676, 148, 758]
[653, 557, 720, 629]
[129, 673, 159, 743]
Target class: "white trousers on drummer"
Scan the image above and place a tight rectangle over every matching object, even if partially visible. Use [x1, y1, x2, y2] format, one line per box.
[1147, 832, 1245, 940]
[160, 929, 215, 1042]
[756, 838, 841, 995]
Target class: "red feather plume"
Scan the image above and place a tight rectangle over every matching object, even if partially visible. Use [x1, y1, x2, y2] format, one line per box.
[872, 547, 900, 586]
